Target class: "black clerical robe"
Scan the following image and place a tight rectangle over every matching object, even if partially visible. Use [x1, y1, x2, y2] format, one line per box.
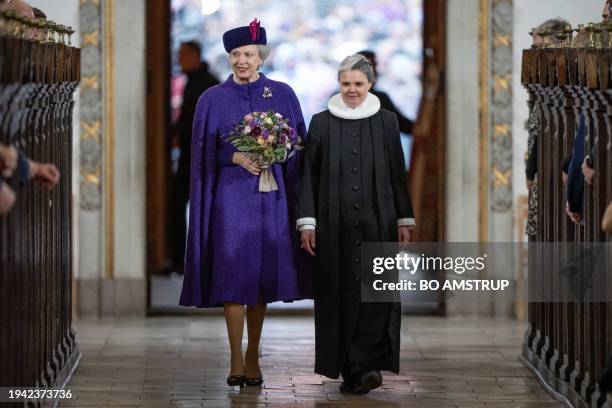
[298, 108, 414, 379]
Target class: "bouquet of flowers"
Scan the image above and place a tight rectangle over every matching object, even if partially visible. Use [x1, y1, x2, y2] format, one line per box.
[227, 110, 303, 192]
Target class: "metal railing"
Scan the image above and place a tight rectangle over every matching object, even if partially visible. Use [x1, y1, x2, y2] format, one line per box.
[521, 34, 612, 408]
[0, 9, 80, 401]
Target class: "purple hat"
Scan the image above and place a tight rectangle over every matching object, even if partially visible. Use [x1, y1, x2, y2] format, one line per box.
[223, 18, 267, 53]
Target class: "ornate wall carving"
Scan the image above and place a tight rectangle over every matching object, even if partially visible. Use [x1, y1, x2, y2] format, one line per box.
[490, 0, 513, 212]
[79, 0, 103, 210]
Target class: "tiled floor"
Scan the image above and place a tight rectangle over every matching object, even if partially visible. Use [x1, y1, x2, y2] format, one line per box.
[62, 316, 563, 407]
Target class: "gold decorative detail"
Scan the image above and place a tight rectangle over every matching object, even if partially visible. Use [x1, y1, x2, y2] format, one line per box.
[493, 167, 511, 187]
[81, 121, 101, 139]
[82, 168, 100, 185]
[493, 74, 511, 91]
[494, 123, 510, 138]
[82, 75, 99, 90]
[80, 0, 100, 5]
[494, 33, 511, 48]
[82, 30, 99, 46]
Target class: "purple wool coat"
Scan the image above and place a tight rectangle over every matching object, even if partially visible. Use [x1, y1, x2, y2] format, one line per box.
[179, 74, 312, 307]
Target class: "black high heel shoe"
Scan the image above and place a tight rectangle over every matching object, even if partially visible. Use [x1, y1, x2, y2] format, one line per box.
[244, 363, 263, 386]
[245, 375, 263, 386]
[227, 374, 245, 388]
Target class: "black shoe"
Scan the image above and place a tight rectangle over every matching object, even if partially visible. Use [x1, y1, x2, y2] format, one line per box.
[227, 374, 245, 388]
[339, 381, 356, 393]
[354, 370, 382, 394]
[244, 360, 263, 386]
[245, 376, 263, 386]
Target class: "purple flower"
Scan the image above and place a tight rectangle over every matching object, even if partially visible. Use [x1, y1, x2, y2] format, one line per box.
[251, 126, 262, 137]
[279, 134, 287, 144]
[262, 129, 269, 139]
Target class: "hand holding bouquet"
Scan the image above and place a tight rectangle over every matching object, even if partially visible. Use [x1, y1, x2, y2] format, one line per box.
[227, 110, 303, 192]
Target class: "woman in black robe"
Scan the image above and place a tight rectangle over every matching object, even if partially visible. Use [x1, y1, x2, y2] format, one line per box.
[297, 54, 415, 394]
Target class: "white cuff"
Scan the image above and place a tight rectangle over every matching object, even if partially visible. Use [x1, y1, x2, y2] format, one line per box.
[296, 217, 316, 231]
[298, 224, 316, 232]
[398, 218, 416, 229]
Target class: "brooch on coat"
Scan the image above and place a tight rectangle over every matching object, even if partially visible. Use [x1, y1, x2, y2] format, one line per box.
[262, 87, 273, 99]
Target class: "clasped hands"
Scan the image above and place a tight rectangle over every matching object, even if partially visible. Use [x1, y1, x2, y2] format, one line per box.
[233, 152, 262, 176]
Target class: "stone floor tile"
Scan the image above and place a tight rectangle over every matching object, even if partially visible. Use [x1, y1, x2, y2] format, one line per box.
[65, 316, 558, 408]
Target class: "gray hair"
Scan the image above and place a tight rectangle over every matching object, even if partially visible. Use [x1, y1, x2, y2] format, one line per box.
[533, 18, 569, 45]
[337, 54, 374, 83]
[257, 44, 271, 61]
[534, 18, 569, 35]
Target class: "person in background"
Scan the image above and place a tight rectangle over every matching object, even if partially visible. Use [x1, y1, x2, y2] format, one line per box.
[603, 0, 612, 22]
[0, 0, 34, 19]
[0, 143, 61, 216]
[525, 18, 568, 238]
[32, 7, 45, 19]
[572, 0, 611, 47]
[530, 18, 568, 49]
[357, 50, 414, 135]
[0, 177, 16, 216]
[581, 146, 596, 187]
[168, 40, 219, 274]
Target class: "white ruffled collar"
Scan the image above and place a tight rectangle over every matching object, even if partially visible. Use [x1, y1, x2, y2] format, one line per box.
[327, 92, 381, 120]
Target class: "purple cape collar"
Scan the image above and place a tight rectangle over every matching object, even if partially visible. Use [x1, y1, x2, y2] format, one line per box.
[223, 73, 268, 91]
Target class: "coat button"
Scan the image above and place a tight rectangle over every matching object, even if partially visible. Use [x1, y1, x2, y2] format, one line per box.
[352, 148, 358, 155]
[354, 257, 360, 264]
[351, 132, 358, 137]
[352, 167, 358, 174]
[354, 221, 361, 228]
[354, 275, 360, 282]
[352, 185, 359, 192]
[353, 203, 360, 209]
[355, 240, 361, 246]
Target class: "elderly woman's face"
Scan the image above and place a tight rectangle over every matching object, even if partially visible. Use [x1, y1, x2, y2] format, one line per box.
[339, 69, 372, 108]
[229, 45, 262, 83]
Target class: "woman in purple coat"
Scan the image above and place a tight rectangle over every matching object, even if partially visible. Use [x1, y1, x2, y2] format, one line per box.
[179, 19, 311, 387]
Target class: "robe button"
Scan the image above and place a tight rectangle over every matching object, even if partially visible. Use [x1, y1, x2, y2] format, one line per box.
[354, 221, 361, 228]
[355, 240, 361, 246]
[354, 257, 360, 264]
[354, 275, 360, 282]
[351, 132, 358, 137]
[352, 148, 358, 155]
[352, 185, 359, 192]
[353, 203, 360, 209]
[352, 167, 358, 174]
